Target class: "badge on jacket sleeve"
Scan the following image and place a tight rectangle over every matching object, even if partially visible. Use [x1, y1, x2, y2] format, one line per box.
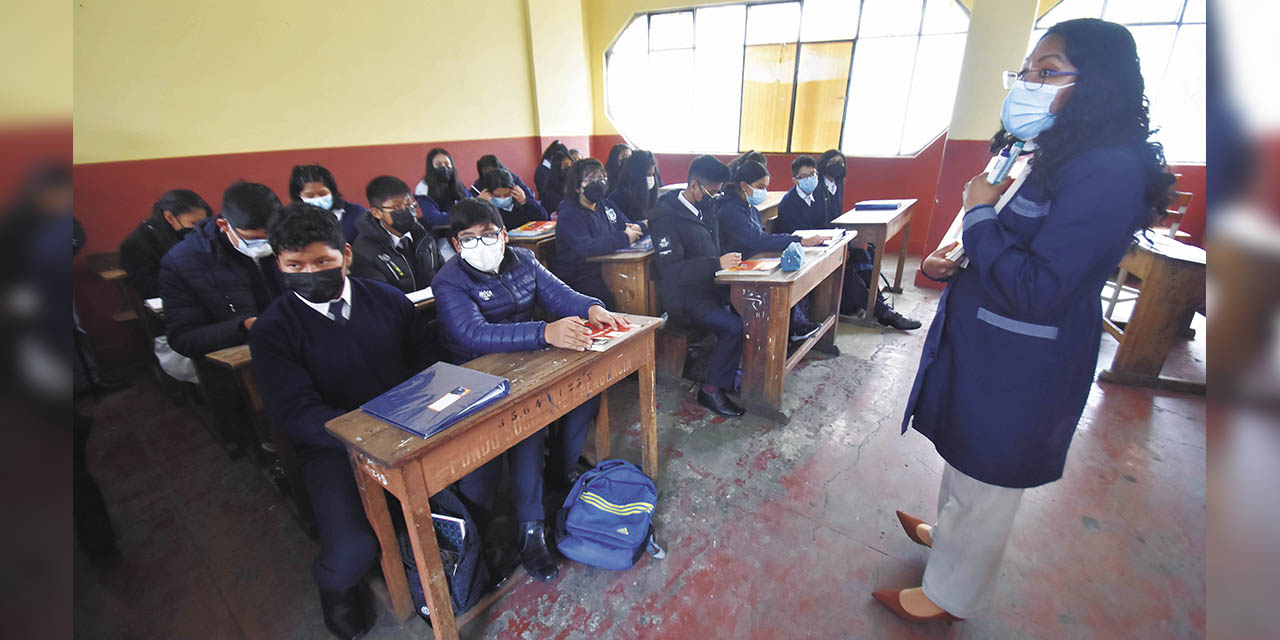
[605, 207, 617, 223]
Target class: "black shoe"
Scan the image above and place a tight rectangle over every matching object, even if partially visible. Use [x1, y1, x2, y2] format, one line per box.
[876, 309, 922, 331]
[517, 520, 558, 582]
[789, 321, 822, 342]
[319, 584, 375, 639]
[697, 389, 744, 417]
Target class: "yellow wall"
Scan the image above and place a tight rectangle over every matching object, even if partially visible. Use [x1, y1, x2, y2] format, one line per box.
[3, 0, 71, 123]
[948, 0, 1039, 140]
[527, 0, 595, 138]
[73, 0, 541, 164]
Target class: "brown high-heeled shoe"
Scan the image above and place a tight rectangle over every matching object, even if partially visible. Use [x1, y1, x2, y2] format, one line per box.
[896, 510, 933, 548]
[872, 589, 963, 623]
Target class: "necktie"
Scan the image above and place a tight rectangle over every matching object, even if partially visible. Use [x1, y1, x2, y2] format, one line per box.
[329, 299, 347, 326]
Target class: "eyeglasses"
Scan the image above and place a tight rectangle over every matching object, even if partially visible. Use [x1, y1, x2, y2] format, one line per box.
[377, 200, 419, 213]
[1002, 68, 1079, 90]
[457, 231, 502, 249]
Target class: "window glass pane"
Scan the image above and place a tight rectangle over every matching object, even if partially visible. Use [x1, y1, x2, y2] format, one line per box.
[1182, 0, 1205, 23]
[1150, 24, 1205, 162]
[739, 44, 798, 153]
[646, 49, 696, 151]
[842, 36, 918, 155]
[799, 0, 860, 42]
[1129, 25, 1178, 105]
[649, 11, 693, 51]
[612, 17, 647, 57]
[1036, 0, 1103, 28]
[746, 2, 801, 45]
[860, 0, 923, 37]
[694, 5, 746, 153]
[921, 0, 970, 35]
[605, 19, 650, 146]
[1103, 0, 1184, 24]
[791, 41, 853, 152]
[900, 33, 965, 154]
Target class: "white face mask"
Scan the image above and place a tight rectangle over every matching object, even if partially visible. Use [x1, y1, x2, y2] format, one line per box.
[646, 175, 656, 190]
[460, 241, 504, 274]
[226, 225, 273, 259]
[302, 193, 333, 210]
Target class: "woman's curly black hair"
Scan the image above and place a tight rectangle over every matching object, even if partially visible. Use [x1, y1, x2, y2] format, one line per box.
[992, 18, 1175, 231]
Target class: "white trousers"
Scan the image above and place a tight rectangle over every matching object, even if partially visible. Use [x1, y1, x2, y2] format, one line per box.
[921, 463, 1024, 618]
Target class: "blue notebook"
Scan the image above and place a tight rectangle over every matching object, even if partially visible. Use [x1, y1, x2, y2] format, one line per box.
[361, 362, 510, 439]
[853, 200, 902, 210]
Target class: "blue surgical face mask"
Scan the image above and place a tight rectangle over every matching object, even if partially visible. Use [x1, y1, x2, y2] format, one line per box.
[490, 195, 513, 210]
[747, 186, 768, 206]
[1000, 80, 1074, 141]
[796, 175, 818, 195]
[226, 222, 273, 259]
[302, 193, 333, 210]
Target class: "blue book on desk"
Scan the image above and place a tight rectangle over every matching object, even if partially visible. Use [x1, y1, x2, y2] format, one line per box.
[853, 200, 902, 210]
[361, 362, 510, 439]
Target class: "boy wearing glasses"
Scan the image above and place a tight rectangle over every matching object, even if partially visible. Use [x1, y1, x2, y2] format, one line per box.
[349, 176, 444, 294]
[432, 198, 629, 583]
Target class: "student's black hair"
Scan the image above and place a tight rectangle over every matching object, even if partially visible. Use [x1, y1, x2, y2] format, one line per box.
[267, 202, 345, 253]
[221, 181, 282, 230]
[287, 164, 346, 210]
[616, 150, 659, 216]
[478, 167, 515, 193]
[726, 150, 767, 178]
[816, 149, 845, 178]
[449, 198, 505, 237]
[365, 175, 412, 210]
[791, 155, 817, 177]
[727, 161, 770, 200]
[687, 155, 730, 187]
[604, 143, 631, 188]
[991, 18, 1174, 231]
[475, 154, 505, 177]
[569, 148, 581, 157]
[152, 189, 213, 219]
[543, 150, 573, 196]
[424, 147, 466, 206]
[565, 158, 606, 202]
[541, 139, 569, 161]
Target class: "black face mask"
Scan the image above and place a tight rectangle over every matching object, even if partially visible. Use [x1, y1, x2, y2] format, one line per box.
[389, 208, 417, 234]
[432, 166, 452, 181]
[583, 180, 608, 203]
[176, 226, 194, 238]
[282, 267, 344, 304]
[824, 163, 846, 181]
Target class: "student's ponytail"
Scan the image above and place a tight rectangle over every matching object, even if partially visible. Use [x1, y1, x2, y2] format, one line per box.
[729, 161, 769, 200]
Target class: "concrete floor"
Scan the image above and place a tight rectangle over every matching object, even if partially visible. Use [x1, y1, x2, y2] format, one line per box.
[74, 260, 1206, 639]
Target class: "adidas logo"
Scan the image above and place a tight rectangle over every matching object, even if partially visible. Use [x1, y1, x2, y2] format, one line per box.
[616, 527, 629, 535]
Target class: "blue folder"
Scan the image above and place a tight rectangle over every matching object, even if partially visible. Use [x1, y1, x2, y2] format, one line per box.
[361, 362, 510, 439]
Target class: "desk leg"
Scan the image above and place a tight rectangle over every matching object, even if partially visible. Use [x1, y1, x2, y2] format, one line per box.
[863, 230, 886, 321]
[638, 340, 660, 478]
[731, 286, 788, 420]
[1098, 259, 1205, 394]
[400, 459, 460, 640]
[885, 222, 910, 294]
[811, 263, 845, 356]
[349, 452, 414, 622]
[593, 390, 611, 464]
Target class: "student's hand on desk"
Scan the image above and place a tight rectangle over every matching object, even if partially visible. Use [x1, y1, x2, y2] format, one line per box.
[546, 317, 592, 351]
[963, 172, 1012, 211]
[587, 305, 629, 330]
[719, 253, 742, 270]
[242, 316, 257, 331]
[922, 242, 961, 280]
[511, 184, 527, 204]
[624, 225, 644, 243]
[800, 235, 826, 247]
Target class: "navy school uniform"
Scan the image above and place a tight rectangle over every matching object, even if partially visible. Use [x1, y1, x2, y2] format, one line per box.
[648, 190, 743, 390]
[776, 185, 832, 234]
[348, 212, 443, 293]
[715, 194, 802, 258]
[777, 184, 883, 315]
[533, 159, 550, 196]
[468, 173, 548, 223]
[550, 196, 645, 310]
[432, 246, 606, 520]
[902, 145, 1149, 489]
[249, 277, 445, 592]
[413, 179, 456, 228]
[332, 201, 366, 244]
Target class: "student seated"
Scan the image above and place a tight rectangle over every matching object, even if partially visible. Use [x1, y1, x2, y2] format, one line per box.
[288, 164, 367, 243]
[726, 150, 767, 181]
[717, 160, 828, 341]
[120, 189, 212, 300]
[603, 143, 631, 188]
[432, 198, 628, 582]
[776, 155, 828, 235]
[250, 205, 446, 639]
[349, 176, 443, 294]
[538, 150, 573, 215]
[648, 155, 745, 417]
[607, 149, 663, 221]
[469, 154, 544, 216]
[475, 167, 548, 230]
[551, 158, 645, 309]
[814, 149, 921, 330]
[414, 147, 467, 226]
[534, 139, 569, 197]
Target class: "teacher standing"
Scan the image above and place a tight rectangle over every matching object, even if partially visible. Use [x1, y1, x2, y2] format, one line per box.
[875, 18, 1176, 623]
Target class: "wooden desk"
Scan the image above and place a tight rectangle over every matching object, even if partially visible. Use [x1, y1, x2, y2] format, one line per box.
[716, 233, 856, 421]
[588, 250, 659, 316]
[830, 199, 917, 324]
[325, 315, 663, 640]
[508, 230, 557, 266]
[1098, 233, 1206, 394]
[96, 266, 140, 323]
[757, 191, 787, 234]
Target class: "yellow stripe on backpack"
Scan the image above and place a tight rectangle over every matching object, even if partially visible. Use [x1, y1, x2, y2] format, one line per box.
[580, 491, 654, 516]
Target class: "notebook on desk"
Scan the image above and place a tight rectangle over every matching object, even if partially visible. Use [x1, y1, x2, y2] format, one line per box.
[508, 220, 556, 237]
[853, 200, 905, 210]
[361, 362, 509, 439]
[716, 258, 780, 277]
[405, 287, 433, 304]
[616, 235, 653, 253]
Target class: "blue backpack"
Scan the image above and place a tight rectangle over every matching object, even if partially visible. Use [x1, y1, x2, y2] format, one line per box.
[555, 459, 665, 570]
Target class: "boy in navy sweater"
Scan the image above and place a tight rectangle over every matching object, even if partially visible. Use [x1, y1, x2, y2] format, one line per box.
[433, 198, 629, 582]
[250, 204, 447, 639]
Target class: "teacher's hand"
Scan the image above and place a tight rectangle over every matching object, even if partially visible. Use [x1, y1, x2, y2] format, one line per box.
[963, 172, 1013, 211]
[922, 242, 962, 280]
